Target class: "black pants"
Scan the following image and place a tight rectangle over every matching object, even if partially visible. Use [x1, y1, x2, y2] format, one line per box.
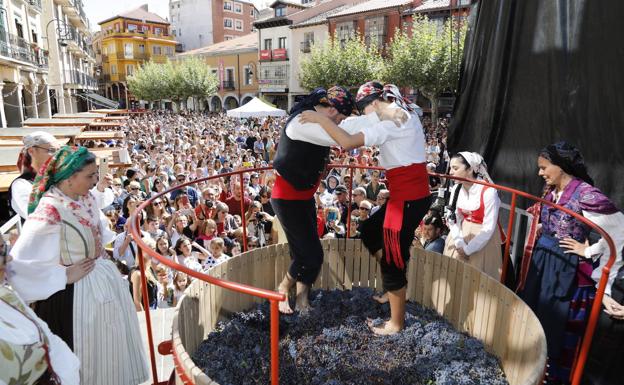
[34, 284, 74, 350]
[360, 195, 431, 292]
[271, 197, 324, 286]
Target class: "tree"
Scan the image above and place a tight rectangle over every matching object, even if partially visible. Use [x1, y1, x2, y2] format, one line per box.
[127, 60, 170, 105]
[128, 57, 218, 110]
[299, 35, 385, 91]
[384, 16, 467, 127]
[171, 57, 219, 110]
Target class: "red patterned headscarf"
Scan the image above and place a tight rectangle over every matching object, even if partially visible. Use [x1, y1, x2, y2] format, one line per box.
[356, 81, 416, 113]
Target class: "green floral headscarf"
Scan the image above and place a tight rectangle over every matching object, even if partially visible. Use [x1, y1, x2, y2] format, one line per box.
[28, 146, 92, 214]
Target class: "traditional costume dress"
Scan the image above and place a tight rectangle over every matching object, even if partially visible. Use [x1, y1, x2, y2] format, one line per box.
[271, 87, 357, 287]
[443, 153, 502, 280]
[517, 142, 624, 384]
[0, 285, 80, 385]
[8, 146, 149, 385]
[353, 83, 431, 291]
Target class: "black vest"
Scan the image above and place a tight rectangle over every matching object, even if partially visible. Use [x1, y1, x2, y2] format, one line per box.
[7, 171, 35, 218]
[273, 123, 330, 191]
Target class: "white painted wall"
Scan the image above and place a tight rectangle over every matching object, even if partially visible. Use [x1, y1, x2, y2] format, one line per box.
[170, 0, 214, 51]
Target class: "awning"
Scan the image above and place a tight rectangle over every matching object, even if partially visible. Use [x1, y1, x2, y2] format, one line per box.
[78, 92, 119, 109]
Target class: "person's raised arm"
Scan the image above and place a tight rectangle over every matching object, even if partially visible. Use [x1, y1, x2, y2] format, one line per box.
[299, 111, 364, 150]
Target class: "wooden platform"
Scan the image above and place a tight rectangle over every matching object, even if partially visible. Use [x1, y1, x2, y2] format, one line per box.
[53, 112, 107, 119]
[173, 240, 547, 385]
[0, 147, 21, 172]
[75, 131, 125, 142]
[0, 127, 84, 140]
[0, 138, 70, 147]
[22, 118, 95, 127]
[0, 172, 19, 192]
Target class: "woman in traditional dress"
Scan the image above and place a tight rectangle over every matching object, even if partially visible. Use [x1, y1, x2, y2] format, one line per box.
[8, 146, 149, 385]
[517, 142, 624, 384]
[1, 236, 80, 385]
[443, 152, 502, 279]
[299, 81, 431, 335]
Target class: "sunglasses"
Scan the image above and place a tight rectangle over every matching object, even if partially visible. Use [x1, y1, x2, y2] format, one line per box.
[359, 207, 370, 211]
[33, 145, 58, 155]
[130, 187, 140, 191]
[153, 201, 162, 205]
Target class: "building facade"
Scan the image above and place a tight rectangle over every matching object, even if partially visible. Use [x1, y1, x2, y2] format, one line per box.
[98, 5, 177, 109]
[43, 0, 97, 116]
[169, 0, 258, 52]
[0, 0, 50, 127]
[176, 32, 259, 112]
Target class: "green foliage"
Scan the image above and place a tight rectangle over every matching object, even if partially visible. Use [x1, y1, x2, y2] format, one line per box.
[299, 35, 385, 91]
[128, 57, 218, 103]
[383, 16, 467, 121]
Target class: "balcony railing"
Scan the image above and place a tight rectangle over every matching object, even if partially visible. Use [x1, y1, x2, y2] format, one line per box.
[221, 80, 236, 90]
[0, 30, 48, 68]
[300, 41, 312, 53]
[28, 0, 42, 12]
[66, 70, 98, 88]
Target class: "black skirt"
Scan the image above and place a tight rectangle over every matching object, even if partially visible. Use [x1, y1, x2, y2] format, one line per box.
[34, 284, 74, 350]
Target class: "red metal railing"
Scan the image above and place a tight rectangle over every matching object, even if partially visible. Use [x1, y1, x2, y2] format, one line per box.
[129, 165, 617, 385]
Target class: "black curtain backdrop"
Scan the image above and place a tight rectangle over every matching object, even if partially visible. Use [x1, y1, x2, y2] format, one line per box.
[448, 0, 624, 208]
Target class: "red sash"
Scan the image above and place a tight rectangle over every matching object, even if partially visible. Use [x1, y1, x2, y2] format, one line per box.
[516, 202, 541, 292]
[272, 174, 319, 200]
[383, 163, 430, 269]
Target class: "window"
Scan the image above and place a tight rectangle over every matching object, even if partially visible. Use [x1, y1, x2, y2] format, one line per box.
[124, 43, 133, 58]
[31, 30, 38, 44]
[250, 7, 255, 17]
[275, 6, 285, 17]
[115, 23, 120, 32]
[178, 28, 182, 36]
[165, 46, 173, 55]
[127, 24, 137, 32]
[336, 21, 355, 47]
[224, 35, 234, 40]
[264, 38, 272, 50]
[225, 68, 234, 82]
[458, 0, 471, 5]
[142, 25, 149, 32]
[153, 45, 162, 55]
[224, 1, 232, 11]
[278, 37, 286, 49]
[304, 32, 314, 44]
[235, 20, 243, 31]
[154, 27, 162, 36]
[111, 64, 117, 74]
[138, 44, 145, 54]
[234, 2, 242, 13]
[224, 18, 233, 29]
[15, 20, 24, 38]
[244, 66, 253, 85]
[126, 64, 134, 76]
[364, 16, 386, 49]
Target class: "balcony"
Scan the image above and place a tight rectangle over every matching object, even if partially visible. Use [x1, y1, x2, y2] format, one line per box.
[0, 30, 49, 68]
[300, 41, 312, 53]
[258, 63, 289, 91]
[64, 70, 98, 89]
[221, 80, 236, 90]
[28, 0, 42, 12]
[272, 48, 287, 61]
[259, 49, 271, 61]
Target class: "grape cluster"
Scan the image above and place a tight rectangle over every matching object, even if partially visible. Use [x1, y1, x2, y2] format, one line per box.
[191, 287, 508, 385]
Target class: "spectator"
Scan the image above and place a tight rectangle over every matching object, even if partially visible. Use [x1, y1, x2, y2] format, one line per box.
[365, 169, 386, 202]
[421, 213, 445, 254]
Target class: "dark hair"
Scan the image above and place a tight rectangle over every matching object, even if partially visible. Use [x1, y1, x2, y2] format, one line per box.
[258, 186, 271, 199]
[175, 236, 192, 255]
[122, 195, 139, 218]
[423, 213, 444, 229]
[73, 153, 97, 174]
[450, 153, 478, 178]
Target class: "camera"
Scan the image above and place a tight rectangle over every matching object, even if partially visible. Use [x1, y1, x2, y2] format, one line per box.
[255, 212, 264, 221]
[205, 200, 213, 208]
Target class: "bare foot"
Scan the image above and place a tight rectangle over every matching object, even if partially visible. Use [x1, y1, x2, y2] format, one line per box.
[277, 284, 293, 314]
[368, 319, 402, 335]
[373, 292, 389, 304]
[295, 282, 311, 313]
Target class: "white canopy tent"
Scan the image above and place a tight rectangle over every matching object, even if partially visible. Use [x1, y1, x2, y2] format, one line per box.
[226, 97, 287, 118]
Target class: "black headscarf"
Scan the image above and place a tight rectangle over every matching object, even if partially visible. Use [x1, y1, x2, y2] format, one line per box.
[287, 86, 356, 125]
[539, 141, 594, 185]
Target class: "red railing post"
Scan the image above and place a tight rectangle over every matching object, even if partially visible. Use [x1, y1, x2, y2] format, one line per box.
[346, 165, 354, 237]
[136, 235, 160, 385]
[270, 299, 280, 385]
[500, 192, 517, 284]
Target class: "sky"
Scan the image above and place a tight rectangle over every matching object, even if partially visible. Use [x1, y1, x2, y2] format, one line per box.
[83, 0, 266, 31]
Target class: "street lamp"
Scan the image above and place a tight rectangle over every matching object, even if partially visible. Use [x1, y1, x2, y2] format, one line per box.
[44, 19, 73, 47]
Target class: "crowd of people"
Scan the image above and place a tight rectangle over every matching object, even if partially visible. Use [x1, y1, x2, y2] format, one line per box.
[1, 82, 622, 384]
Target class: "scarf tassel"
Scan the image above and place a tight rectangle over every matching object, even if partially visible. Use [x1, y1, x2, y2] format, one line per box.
[384, 228, 404, 270]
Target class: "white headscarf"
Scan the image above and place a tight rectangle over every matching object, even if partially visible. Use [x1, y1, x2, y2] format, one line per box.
[22, 131, 57, 149]
[458, 151, 493, 183]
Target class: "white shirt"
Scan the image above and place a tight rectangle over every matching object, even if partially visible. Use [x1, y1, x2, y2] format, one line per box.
[90, 186, 115, 210]
[10, 178, 32, 219]
[449, 183, 501, 256]
[285, 105, 426, 170]
[585, 210, 624, 296]
[112, 231, 148, 268]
